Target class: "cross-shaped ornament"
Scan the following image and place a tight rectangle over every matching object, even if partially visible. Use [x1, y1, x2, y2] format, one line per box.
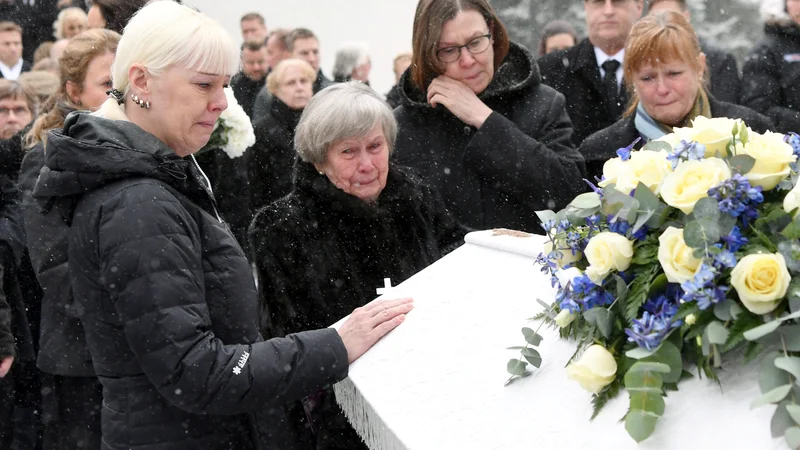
[376, 278, 393, 295]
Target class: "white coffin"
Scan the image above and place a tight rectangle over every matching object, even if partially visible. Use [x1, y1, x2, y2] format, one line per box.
[334, 230, 784, 450]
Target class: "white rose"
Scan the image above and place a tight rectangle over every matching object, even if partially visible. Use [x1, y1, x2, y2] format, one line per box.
[657, 227, 703, 284]
[556, 267, 583, 288]
[543, 240, 582, 268]
[660, 158, 732, 214]
[599, 150, 672, 196]
[555, 309, 577, 328]
[739, 131, 796, 191]
[673, 116, 741, 157]
[584, 232, 634, 285]
[566, 345, 618, 394]
[784, 182, 800, 218]
[731, 253, 791, 315]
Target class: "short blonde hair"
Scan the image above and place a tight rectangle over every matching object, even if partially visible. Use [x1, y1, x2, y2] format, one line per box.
[111, 1, 238, 96]
[18, 71, 58, 104]
[52, 7, 88, 40]
[266, 58, 316, 95]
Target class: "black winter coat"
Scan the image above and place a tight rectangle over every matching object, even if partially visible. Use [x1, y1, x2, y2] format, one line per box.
[231, 72, 267, 120]
[702, 39, 741, 105]
[394, 42, 585, 233]
[538, 38, 630, 146]
[579, 96, 775, 183]
[249, 161, 465, 450]
[247, 97, 302, 215]
[741, 21, 800, 133]
[32, 112, 350, 450]
[20, 143, 95, 376]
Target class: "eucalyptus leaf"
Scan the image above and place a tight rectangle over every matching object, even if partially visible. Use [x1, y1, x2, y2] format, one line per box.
[730, 303, 743, 320]
[642, 341, 683, 384]
[780, 310, 800, 322]
[744, 320, 782, 341]
[633, 210, 654, 234]
[506, 359, 527, 376]
[786, 427, 800, 449]
[536, 299, 556, 319]
[718, 214, 738, 238]
[714, 301, 732, 321]
[614, 274, 629, 305]
[783, 325, 800, 352]
[774, 402, 796, 438]
[523, 354, 542, 368]
[751, 384, 794, 409]
[634, 182, 661, 211]
[522, 327, 543, 347]
[535, 210, 558, 227]
[584, 307, 614, 339]
[730, 154, 756, 174]
[628, 362, 671, 374]
[506, 346, 527, 350]
[692, 197, 721, 221]
[762, 352, 792, 393]
[570, 192, 602, 210]
[625, 410, 660, 443]
[626, 346, 658, 360]
[684, 218, 721, 249]
[625, 370, 664, 393]
[706, 321, 730, 345]
[642, 140, 672, 153]
[782, 219, 800, 240]
[775, 357, 800, 381]
[786, 405, 800, 426]
[629, 392, 665, 416]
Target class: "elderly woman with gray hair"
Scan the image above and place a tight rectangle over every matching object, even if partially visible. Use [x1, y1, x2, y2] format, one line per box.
[331, 41, 372, 83]
[249, 81, 466, 449]
[29, 3, 413, 449]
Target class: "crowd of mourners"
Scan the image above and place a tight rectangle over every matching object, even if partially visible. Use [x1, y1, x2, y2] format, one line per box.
[0, 0, 799, 449]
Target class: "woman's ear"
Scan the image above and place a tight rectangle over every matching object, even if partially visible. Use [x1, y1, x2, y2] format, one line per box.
[65, 80, 81, 105]
[127, 63, 152, 97]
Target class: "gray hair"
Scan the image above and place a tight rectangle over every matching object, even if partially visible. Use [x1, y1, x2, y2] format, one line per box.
[295, 82, 397, 165]
[332, 42, 370, 80]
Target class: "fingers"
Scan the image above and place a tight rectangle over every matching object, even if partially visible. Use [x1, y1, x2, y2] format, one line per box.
[369, 313, 407, 342]
[368, 301, 414, 329]
[0, 356, 13, 378]
[363, 297, 413, 314]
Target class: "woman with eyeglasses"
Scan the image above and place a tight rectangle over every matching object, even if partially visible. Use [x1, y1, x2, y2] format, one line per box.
[393, 0, 586, 233]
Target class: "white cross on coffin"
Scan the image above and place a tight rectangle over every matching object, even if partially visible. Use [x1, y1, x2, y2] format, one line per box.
[376, 278, 393, 296]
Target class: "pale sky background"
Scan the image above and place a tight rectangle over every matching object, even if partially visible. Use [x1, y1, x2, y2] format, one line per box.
[185, 0, 419, 96]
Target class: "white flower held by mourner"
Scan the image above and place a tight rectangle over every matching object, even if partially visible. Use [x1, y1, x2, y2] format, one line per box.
[212, 87, 256, 159]
[584, 232, 633, 285]
[566, 345, 618, 394]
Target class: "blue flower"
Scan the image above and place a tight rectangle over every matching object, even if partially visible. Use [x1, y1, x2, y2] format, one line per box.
[786, 133, 800, 172]
[625, 290, 683, 350]
[558, 273, 615, 314]
[680, 264, 728, 310]
[616, 137, 642, 161]
[556, 219, 572, 233]
[541, 219, 557, 234]
[720, 225, 748, 253]
[713, 249, 737, 269]
[584, 178, 605, 198]
[708, 174, 764, 227]
[607, 217, 631, 236]
[667, 140, 706, 169]
[565, 231, 583, 255]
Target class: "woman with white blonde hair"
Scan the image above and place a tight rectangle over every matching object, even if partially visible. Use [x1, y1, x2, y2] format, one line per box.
[30, 3, 412, 449]
[332, 41, 371, 83]
[52, 7, 88, 40]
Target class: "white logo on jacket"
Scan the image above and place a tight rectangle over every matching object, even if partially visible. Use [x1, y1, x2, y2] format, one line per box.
[232, 350, 250, 375]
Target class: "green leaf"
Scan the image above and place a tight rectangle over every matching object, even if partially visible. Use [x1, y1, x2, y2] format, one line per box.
[783, 325, 800, 352]
[626, 346, 659, 360]
[522, 327, 543, 346]
[625, 409, 659, 443]
[786, 405, 800, 425]
[714, 301, 733, 321]
[628, 362, 671, 374]
[521, 348, 542, 368]
[706, 321, 730, 345]
[684, 218, 721, 249]
[625, 370, 664, 394]
[570, 192, 602, 210]
[786, 427, 800, 449]
[642, 140, 672, 153]
[775, 357, 800, 381]
[692, 197, 721, 221]
[775, 402, 796, 438]
[642, 341, 683, 384]
[744, 320, 782, 341]
[506, 359, 527, 376]
[535, 210, 558, 227]
[506, 346, 527, 350]
[730, 303, 744, 320]
[630, 392, 666, 416]
[751, 384, 794, 409]
[718, 214, 738, 239]
[782, 218, 800, 240]
[591, 379, 621, 420]
[730, 154, 756, 174]
[584, 308, 613, 339]
[762, 352, 792, 393]
[625, 265, 660, 321]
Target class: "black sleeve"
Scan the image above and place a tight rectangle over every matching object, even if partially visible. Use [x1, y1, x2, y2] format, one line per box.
[88, 184, 348, 416]
[0, 262, 13, 359]
[741, 45, 800, 133]
[462, 89, 587, 212]
[251, 89, 272, 125]
[419, 180, 468, 255]
[709, 52, 740, 104]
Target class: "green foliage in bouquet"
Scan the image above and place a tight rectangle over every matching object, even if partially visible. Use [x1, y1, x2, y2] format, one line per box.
[506, 118, 800, 446]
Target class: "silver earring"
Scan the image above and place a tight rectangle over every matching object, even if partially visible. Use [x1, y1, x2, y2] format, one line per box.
[131, 94, 150, 109]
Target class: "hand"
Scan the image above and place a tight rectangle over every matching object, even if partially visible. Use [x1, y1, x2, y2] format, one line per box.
[0, 356, 13, 378]
[337, 297, 414, 363]
[427, 75, 493, 128]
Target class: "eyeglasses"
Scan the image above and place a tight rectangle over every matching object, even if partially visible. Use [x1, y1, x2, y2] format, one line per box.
[436, 34, 492, 63]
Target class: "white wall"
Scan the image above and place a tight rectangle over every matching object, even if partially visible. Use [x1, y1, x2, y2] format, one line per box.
[184, 0, 419, 95]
